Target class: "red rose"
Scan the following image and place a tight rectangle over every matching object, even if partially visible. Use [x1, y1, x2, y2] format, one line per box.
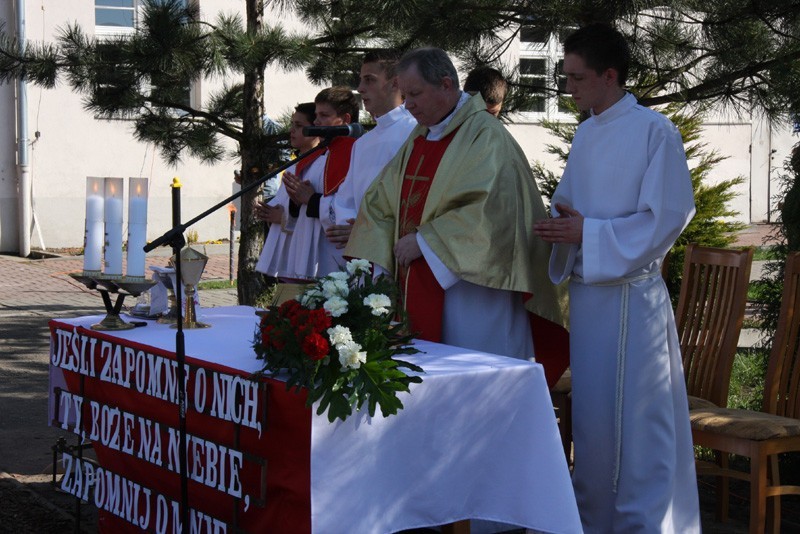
[302, 332, 329, 361]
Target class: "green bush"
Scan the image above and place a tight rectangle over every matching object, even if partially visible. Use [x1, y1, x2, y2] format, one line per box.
[727, 348, 769, 411]
[754, 143, 800, 347]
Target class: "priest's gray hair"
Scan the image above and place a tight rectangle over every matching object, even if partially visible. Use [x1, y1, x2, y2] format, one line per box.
[398, 47, 460, 89]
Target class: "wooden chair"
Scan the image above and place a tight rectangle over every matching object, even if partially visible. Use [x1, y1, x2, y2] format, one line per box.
[676, 244, 754, 409]
[550, 245, 752, 464]
[690, 251, 800, 533]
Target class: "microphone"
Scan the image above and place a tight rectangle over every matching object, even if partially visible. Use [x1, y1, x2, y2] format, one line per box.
[302, 123, 364, 139]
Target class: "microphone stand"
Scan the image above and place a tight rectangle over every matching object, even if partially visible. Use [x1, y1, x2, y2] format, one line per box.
[143, 137, 334, 529]
[144, 140, 334, 254]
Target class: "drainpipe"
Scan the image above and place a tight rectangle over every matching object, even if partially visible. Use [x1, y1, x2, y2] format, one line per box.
[16, 0, 31, 257]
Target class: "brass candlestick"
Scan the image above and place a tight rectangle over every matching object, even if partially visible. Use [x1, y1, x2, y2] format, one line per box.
[70, 273, 157, 330]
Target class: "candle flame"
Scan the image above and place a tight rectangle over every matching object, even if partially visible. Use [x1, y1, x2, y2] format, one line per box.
[136, 183, 142, 195]
[228, 203, 237, 214]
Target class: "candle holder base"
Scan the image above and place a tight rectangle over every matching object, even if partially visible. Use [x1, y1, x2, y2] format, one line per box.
[70, 273, 157, 331]
[91, 314, 136, 331]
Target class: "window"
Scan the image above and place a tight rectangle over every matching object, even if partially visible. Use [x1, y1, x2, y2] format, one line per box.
[519, 58, 547, 113]
[94, 1, 196, 115]
[517, 24, 575, 121]
[520, 25, 549, 44]
[95, 1, 188, 33]
[96, 0, 136, 30]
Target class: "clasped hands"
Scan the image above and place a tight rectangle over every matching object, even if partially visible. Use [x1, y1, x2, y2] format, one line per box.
[253, 201, 284, 225]
[533, 203, 584, 243]
[283, 171, 315, 205]
[325, 218, 355, 249]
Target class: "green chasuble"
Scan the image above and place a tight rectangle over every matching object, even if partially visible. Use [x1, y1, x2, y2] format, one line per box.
[345, 93, 567, 329]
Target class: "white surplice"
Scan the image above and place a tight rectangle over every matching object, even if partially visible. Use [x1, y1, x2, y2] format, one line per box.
[328, 104, 416, 226]
[549, 92, 700, 533]
[255, 173, 296, 278]
[279, 156, 340, 280]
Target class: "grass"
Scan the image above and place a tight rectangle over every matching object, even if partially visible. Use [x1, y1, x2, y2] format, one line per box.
[198, 279, 236, 290]
[727, 348, 768, 410]
[752, 245, 780, 261]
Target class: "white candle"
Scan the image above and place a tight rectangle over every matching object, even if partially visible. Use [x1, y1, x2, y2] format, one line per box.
[126, 178, 149, 277]
[104, 177, 124, 277]
[83, 177, 104, 273]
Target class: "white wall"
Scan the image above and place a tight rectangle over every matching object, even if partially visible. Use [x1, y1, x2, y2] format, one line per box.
[2, 2, 796, 254]
[262, 9, 325, 122]
[1, 1, 245, 252]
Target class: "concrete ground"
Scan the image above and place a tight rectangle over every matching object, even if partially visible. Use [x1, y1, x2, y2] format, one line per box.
[0, 226, 778, 532]
[0, 244, 238, 532]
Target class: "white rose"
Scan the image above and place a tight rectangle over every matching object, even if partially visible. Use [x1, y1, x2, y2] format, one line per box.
[346, 259, 371, 275]
[338, 340, 367, 370]
[363, 293, 392, 316]
[327, 325, 353, 346]
[323, 296, 349, 317]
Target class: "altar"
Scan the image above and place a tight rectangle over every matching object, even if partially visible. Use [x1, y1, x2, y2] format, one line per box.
[48, 306, 581, 534]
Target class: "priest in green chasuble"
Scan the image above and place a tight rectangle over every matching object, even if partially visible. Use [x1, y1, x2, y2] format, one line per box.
[345, 47, 569, 388]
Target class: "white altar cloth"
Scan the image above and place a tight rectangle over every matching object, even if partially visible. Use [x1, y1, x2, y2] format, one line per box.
[51, 306, 580, 534]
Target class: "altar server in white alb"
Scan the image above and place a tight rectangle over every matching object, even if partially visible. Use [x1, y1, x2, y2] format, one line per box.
[282, 87, 358, 279]
[254, 102, 320, 279]
[324, 50, 416, 248]
[534, 23, 700, 533]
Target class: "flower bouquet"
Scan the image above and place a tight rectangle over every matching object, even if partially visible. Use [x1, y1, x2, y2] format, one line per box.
[254, 259, 423, 422]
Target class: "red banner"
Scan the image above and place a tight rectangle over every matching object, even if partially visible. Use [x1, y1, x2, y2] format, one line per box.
[49, 320, 312, 534]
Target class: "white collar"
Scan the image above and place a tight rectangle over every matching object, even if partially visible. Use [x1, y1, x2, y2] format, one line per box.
[375, 103, 408, 129]
[591, 92, 636, 125]
[427, 92, 469, 141]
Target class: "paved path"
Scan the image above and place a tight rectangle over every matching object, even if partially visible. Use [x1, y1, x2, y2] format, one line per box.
[0, 244, 239, 532]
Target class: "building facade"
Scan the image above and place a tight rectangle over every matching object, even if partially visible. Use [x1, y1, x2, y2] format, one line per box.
[1, 2, 794, 255]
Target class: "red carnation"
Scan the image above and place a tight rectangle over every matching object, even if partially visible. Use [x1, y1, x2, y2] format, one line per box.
[261, 325, 274, 347]
[290, 309, 308, 329]
[279, 299, 301, 318]
[271, 332, 287, 350]
[302, 332, 329, 361]
[308, 308, 332, 333]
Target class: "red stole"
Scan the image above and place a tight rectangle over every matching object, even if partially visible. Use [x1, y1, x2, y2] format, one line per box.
[294, 146, 325, 177]
[322, 136, 356, 195]
[396, 130, 569, 388]
[398, 130, 459, 342]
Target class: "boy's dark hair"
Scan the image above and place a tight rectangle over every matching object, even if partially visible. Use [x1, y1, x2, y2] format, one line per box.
[362, 49, 401, 79]
[315, 86, 360, 123]
[294, 102, 316, 123]
[564, 23, 630, 86]
[463, 66, 508, 106]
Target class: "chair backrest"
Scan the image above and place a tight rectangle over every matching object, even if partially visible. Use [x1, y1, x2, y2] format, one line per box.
[763, 252, 800, 417]
[675, 244, 754, 406]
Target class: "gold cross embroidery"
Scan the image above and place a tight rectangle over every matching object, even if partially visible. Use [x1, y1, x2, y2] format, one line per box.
[400, 155, 429, 231]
